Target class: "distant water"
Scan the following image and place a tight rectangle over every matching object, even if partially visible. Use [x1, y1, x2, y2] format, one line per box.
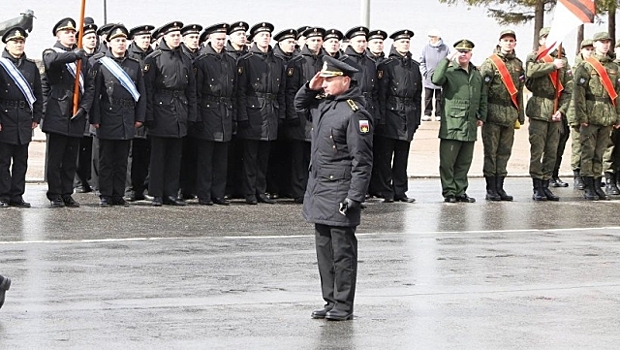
[5, 0, 609, 65]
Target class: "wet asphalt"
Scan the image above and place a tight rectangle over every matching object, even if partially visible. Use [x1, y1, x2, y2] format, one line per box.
[1, 178, 620, 349]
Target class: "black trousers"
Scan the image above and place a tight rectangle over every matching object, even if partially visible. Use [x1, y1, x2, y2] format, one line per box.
[46, 133, 80, 200]
[196, 140, 229, 201]
[373, 136, 411, 199]
[290, 140, 310, 199]
[99, 139, 131, 199]
[90, 136, 100, 191]
[74, 135, 92, 188]
[179, 136, 198, 196]
[130, 137, 151, 195]
[315, 224, 357, 313]
[149, 136, 183, 198]
[0, 142, 28, 202]
[241, 139, 270, 196]
[226, 136, 244, 198]
[424, 87, 442, 117]
[266, 136, 291, 197]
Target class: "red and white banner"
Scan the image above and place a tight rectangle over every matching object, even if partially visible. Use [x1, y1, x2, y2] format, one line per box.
[537, 0, 595, 59]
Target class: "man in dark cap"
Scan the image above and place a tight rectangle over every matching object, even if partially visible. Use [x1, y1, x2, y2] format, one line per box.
[0, 275, 10, 309]
[571, 32, 620, 200]
[479, 29, 525, 201]
[0, 26, 43, 207]
[143, 21, 197, 206]
[295, 55, 373, 321]
[374, 29, 422, 203]
[192, 23, 237, 206]
[151, 26, 164, 49]
[525, 27, 572, 202]
[295, 26, 311, 54]
[236, 22, 286, 204]
[42, 17, 95, 207]
[89, 25, 146, 207]
[96, 23, 115, 53]
[342, 26, 379, 120]
[125, 24, 154, 201]
[432, 39, 486, 203]
[226, 21, 249, 61]
[366, 29, 387, 63]
[323, 29, 343, 58]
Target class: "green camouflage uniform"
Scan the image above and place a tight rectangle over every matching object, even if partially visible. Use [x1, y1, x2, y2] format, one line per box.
[479, 48, 525, 177]
[570, 53, 620, 178]
[525, 49, 572, 180]
[601, 58, 620, 179]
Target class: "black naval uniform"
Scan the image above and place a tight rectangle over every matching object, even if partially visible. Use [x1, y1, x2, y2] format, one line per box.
[295, 73, 373, 320]
[375, 46, 422, 202]
[236, 43, 286, 203]
[0, 49, 43, 206]
[42, 42, 95, 206]
[192, 42, 237, 205]
[74, 49, 97, 194]
[89, 50, 146, 205]
[126, 41, 154, 200]
[343, 45, 380, 119]
[143, 39, 197, 205]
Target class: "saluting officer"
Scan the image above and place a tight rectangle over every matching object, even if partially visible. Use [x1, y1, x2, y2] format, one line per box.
[236, 22, 286, 204]
[479, 30, 525, 201]
[0, 27, 43, 208]
[295, 56, 373, 321]
[42, 17, 95, 208]
[89, 25, 146, 207]
[192, 23, 237, 206]
[143, 21, 198, 206]
[375, 29, 422, 203]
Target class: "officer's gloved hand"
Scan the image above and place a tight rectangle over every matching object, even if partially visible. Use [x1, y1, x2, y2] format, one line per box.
[286, 118, 301, 127]
[238, 119, 250, 129]
[70, 108, 86, 121]
[338, 198, 360, 216]
[73, 48, 87, 59]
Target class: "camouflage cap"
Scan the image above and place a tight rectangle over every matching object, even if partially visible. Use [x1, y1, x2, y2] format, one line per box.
[539, 27, 550, 38]
[615, 40, 620, 48]
[499, 29, 516, 40]
[453, 39, 474, 52]
[580, 39, 593, 48]
[592, 32, 612, 42]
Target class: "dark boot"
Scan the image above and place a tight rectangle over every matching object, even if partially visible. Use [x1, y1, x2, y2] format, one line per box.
[496, 176, 513, 201]
[485, 176, 501, 201]
[594, 177, 610, 200]
[542, 179, 560, 201]
[573, 170, 585, 190]
[583, 177, 599, 201]
[532, 178, 547, 201]
[551, 170, 568, 187]
[604, 173, 620, 195]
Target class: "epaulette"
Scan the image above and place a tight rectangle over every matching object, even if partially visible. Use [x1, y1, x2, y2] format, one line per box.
[92, 52, 105, 60]
[411, 59, 421, 67]
[194, 53, 208, 62]
[126, 56, 140, 64]
[379, 57, 394, 67]
[147, 50, 162, 59]
[289, 55, 304, 65]
[346, 99, 359, 112]
[239, 52, 254, 61]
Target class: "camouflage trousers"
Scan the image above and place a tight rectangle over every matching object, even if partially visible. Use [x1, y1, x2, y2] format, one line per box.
[602, 128, 620, 174]
[570, 126, 581, 171]
[482, 122, 514, 177]
[580, 124, 613, 178]
[528, 119, 561, 179]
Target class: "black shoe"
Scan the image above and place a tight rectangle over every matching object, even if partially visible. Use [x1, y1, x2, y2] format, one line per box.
[0, 200, 9, 208]
[99, 198, 111, 207]
[267, 193, 279, 200]
[293, 197, 304, 204]
[325, 309, 353, 321]
[9, 198, 31, 208]
[444, 195, 456, 203]
[198, 198, 213, 206]
[0, 276, 11, 309]
[75, 185, 92, 193]
[181, 193, 195, 200]
[164, 196, 187, 206]
[311, 306, 333, 319]
[551, 177, 569, 188]
[383, 197, 394, 203]
[395, 196, 416, 203]
[257, 193, 275, 204]
[50, 197, 65, 208]
[456, 194, 475, 203]
[112, 197, 129, 206]
[62, 196, 80, 208]
[152, 197, 163, 206]
[245, 195, 257, 205]
[213, 197, 230, 206]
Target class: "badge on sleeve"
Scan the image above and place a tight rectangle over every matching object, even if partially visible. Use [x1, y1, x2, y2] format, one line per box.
[359, 120, 370, 133]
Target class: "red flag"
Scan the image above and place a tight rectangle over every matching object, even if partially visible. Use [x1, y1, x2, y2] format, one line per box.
[537, 0, 595, 59]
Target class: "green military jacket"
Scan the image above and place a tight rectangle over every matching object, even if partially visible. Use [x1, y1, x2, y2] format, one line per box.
[479, 48, 525, 126]
[570, 53, 620, 127]
[431, 57, 487, 142]
[524, 49, 572, 122]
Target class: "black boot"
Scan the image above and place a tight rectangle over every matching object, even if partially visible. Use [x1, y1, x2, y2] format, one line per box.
[485, 176, 501, 201]
[496, 176, 513, 201]
[594, 177, 610, 200]
[573, 170, 585, 190]
[532, 178, 547, 201]
[551, 170, 568, 187]
[583, 177, 599, 200]
[604, 173, 620, 195]
[542, 179, 560, 201]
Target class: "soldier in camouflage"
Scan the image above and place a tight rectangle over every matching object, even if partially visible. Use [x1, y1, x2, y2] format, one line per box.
[570, 32, 620, 200]
[525, 27, 572, 201]
[479, 30, 525, 201]
[600, 40, 620, 195]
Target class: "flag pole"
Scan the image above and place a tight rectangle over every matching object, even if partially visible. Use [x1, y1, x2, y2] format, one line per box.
[72, 0, 87, 115]
[554, 43, 562, 114]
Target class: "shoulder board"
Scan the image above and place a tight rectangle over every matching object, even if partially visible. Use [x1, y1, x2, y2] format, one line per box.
[380, 57, 394, 66]
[195, 54, 208, 62]
[92, 52, 105, 60]
[147, 50, 162, 59]
[239, 52, 254, 61]
[411, 59, 420, 67]
[126, 56, 140, 64]
[346, 99, 359, 112]
[290, 55, 304, 64]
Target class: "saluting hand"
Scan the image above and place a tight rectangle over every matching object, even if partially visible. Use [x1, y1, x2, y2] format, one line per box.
[308, 71, 324, 91]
